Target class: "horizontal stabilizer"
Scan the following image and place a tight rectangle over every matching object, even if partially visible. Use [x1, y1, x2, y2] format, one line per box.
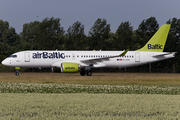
[152, 52, 176, 57]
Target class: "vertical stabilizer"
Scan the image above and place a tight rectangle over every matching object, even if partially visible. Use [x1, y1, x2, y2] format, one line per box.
[136, 24, 171, 52]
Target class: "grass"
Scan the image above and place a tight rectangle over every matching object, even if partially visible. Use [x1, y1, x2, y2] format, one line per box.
[0, 93, 180, 119]
[1, 82, 180, 94]
[1, 72, 180, 85]
[1, 72, 180, 119]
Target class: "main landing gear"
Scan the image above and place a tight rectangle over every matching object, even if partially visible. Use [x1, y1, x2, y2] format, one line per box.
[80, 70, 92, 76]
[87, 70, 92, 76]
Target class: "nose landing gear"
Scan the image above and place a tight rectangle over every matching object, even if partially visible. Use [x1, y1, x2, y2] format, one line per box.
[15, 70, 19, 76]
[15, 67, 20, 76]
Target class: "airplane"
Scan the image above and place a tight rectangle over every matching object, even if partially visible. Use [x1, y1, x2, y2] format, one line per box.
[1, 24, 176, 76]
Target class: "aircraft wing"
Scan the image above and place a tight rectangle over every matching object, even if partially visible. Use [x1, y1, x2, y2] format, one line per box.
[80, 49, 129, 63]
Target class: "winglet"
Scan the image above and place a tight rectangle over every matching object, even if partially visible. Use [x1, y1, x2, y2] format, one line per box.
[119, 49, 129, 56]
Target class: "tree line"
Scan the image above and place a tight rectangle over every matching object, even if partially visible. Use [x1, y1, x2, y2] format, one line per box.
[0, 17, 180, 73]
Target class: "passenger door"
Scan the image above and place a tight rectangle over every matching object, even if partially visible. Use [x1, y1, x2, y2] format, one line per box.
[135, 52, 140, 62]
[25, 52, 30, 62]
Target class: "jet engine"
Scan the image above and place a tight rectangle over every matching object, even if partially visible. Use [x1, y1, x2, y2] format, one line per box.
[61, 62, 81, 73]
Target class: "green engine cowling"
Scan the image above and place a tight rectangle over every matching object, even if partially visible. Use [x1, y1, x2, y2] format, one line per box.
[61, 62, 81, 73]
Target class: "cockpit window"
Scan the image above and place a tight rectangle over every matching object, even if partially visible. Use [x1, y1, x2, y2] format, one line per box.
[8, 55, 13, 58]
[13, 55, 17, 58]
[8, 55, 17, 58]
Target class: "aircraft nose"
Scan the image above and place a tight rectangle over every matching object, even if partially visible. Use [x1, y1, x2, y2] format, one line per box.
[1, 59, 10, 66]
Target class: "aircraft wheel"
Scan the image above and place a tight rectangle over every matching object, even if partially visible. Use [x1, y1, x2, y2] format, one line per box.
[87, 71, 92, 76]
[80, 70, 85, 76]
[15, 72, 19, 76]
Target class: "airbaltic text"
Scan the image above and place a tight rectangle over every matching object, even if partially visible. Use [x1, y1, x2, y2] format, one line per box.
[148, 44, 163, 49]
[32, 52, 65, 59]
[65, 67, 75, 69]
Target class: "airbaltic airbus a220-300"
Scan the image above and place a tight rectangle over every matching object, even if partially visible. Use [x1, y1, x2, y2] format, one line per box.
[1, 24, 176, 76]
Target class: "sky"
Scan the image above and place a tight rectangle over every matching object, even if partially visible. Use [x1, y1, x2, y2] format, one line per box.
[0, 0, 180, 35]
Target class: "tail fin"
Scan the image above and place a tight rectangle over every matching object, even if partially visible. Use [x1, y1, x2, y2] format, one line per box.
[136, 24, 171, 52]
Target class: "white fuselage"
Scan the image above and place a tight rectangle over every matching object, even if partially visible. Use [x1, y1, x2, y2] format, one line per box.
[2, 50, 175, 69]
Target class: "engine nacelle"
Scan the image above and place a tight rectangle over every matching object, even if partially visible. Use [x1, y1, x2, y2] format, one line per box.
[61, 62, 81, 73]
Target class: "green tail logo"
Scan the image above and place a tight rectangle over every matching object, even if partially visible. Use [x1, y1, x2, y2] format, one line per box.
[136, 24, 171, 52]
